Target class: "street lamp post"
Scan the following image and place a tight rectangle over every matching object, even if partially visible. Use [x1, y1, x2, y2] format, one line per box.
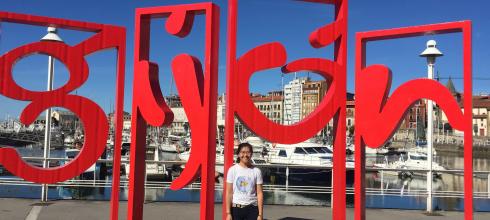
[415, 106, 418, 143]
[40, 27, 64, 202]
[420, 40, 443, 213]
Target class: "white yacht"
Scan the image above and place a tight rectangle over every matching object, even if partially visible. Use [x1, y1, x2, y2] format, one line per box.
[410, 146, 437, 156]
[365, 147, 389, 155]
[402, 151, 445, 173]
[64, 135, 75, 145]
[243, 136, 270, 151]
[375, 151, 445, 179]
[159, 143, 179, 153]
[368, 171, 443, 193]
[178, 145, 268, 175]
[268, 141, 333, 166]
[266, 140, 356, 186]
[124, 145, 167, 180]
[159, 135, 189, 153]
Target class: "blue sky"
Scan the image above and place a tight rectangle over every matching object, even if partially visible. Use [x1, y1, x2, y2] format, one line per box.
[0, 0, 489, 118]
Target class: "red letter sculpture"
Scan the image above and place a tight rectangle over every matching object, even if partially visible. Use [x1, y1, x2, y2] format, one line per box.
[0, 11, 126, 220]
[0, 3, 477, 220]
[354, 22, 473, 220]
[129, 3, 219, 220]
[224, 0, 348, 219]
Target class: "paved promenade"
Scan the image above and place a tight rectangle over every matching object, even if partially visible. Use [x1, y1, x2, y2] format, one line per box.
[1, 198, 489, 220]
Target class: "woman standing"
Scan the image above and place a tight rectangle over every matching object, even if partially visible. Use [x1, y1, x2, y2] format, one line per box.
[226, 143, 264, 220]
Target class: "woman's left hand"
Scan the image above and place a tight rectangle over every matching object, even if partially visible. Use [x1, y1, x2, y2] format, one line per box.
[257, 215, 263, 220]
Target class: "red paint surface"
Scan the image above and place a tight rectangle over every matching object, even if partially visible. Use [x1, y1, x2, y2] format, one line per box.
[0, 11, 126, 220]
[224, 1, 348, 219]
[130, 3, 219, 220]
[0, 4, 476, 220]
[355, 21, 473, 220]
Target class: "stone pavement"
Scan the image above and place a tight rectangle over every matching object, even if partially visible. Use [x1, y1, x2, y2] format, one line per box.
[1, 198, 489, 220]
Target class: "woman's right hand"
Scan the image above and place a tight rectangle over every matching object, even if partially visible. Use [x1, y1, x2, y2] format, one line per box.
[226, 213, 232, 220]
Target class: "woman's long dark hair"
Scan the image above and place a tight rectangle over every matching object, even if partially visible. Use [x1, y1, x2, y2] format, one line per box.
[236, 142, 253, 163]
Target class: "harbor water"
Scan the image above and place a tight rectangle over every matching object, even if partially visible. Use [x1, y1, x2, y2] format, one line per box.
[0, 146, 489, 211]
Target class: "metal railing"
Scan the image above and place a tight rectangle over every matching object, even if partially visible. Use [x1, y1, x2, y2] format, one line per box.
[0, 157, 489, 209]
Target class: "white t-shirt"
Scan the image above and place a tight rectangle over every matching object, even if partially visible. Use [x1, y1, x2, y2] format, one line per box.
[226, 164, 263, 205]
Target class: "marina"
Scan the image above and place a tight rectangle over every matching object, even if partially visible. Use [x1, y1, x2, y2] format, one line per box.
[1, 113, 489, 212]
[0, 135, 489, 212]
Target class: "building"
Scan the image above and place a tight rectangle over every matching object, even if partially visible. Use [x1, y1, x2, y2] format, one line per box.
[445, 77, 462, 103]
[166, 95, 183, 108]
[452, 95, 490, 137]
[217, 94, 226, 127]
[346, 92, 355, 128]
[401, 100, 427, 129]
[170, 107, 189, 135]
[472, 96, 489, 136]
[251, 91, 284, 124]
[301, 80, 328, 119]
[51, 110, 79, 130]
[108, 111, 132, 131]
[284, 77, 308, 125]
[439, 78, 490, 137]
[398, 79, 468, 139]
[1, 118, 25, 132]
[27, 117, 48, 131]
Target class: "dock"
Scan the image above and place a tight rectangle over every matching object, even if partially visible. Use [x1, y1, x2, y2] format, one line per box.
[0, 131, 63, 147]
[2, 198, 488, 220]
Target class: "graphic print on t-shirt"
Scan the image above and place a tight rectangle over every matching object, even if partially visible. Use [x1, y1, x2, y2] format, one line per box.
[235, 176, 253, 193]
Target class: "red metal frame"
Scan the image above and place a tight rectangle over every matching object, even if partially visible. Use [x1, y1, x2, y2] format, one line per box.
[0, 11, 126, 220]
[129, 3, 219, 220]
[354, 21, 473, 220]
[224, 0, 347, 219]
[0, 4, 477, 220]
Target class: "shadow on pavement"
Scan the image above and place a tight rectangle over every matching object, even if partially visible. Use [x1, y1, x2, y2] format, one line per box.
[277, 218, 314, 220]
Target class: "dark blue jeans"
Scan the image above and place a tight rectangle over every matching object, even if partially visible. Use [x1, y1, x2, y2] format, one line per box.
[232, 205, 258, 220]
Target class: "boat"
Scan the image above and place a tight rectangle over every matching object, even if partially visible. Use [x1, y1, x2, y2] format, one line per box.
[178, 135, 269, 171]
[157, 134, 189, 153]
[106, 135, 114, 146]
[159, 143, 179, 153]
[368, 171, 443, 194]
[267, 140, 356, 186]
[243, 136, 271, 153]
[120, 131, 131, 152]
[346, 143, 355, 155]
[268, 141, 333, 166]
[375, 151, 445, 179]
[124, 144, 168, 180]
[64, 135, 75, 145]
[178, 145, 268, 175]
[399, 151, 445, 178]
[335, 137, 387, 155]
[410, 145, 437, 156]
[64, 149, 98, 180]
[365, 147, 389, 155]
